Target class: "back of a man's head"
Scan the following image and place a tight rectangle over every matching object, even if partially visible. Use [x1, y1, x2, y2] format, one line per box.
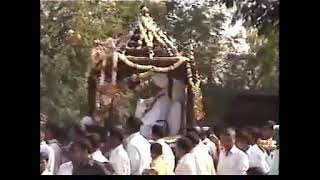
[126, 117, 142, 133]
[152, 125, 165, 139]
[109, 126, 125, 142]
[176, 137, 193, 153]
[86, 133, 101, 152]
[150, 143, 163, 156]
[247, 167, 266, 175]
[186, 131, 200, 146]
[71, 138, 93, 153]
[45, 121, 64, 140]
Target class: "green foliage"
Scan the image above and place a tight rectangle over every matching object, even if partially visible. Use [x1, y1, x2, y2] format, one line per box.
[40, 1, 141, 122]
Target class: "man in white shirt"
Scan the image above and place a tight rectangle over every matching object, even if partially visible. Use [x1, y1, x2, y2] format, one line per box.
[217, 128, 249, 175]
[44, 122, 63, 174]
[174, 137, 197, 175]
[236, 128, 270, 175]
[108, 127, 131, 175]
[86, 133, 109, 163]
[186, 132, 216, 175]
[41, 152, 53, 175]
[152, 125, 175, 174]
[40, 124, 55, 174]
[125, 118, 152, 175]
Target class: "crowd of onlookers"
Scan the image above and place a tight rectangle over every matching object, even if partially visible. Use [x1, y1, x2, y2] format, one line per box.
[40, 117, 279, 175]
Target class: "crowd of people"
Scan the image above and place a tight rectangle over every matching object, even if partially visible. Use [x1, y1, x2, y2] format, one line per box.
[40, 117, 279, 175]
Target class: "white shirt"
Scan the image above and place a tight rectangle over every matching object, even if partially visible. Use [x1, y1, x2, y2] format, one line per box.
[217, 145, 249, 175]
[91, 149, 109, 163]
[202, 138, 217, 156]
[47, 139, 62, 175]
[175, 153, 197, 175]
[57, 161, 73, 175]
[156, 138, 175, 174]
[41, 168, 53, 175]
[247, 144, 270, 174]
[40, 141, 55, 174]
[109, 144, 131, 175]
[125, 132, 152, 175]
[193, 143, 216, 175]
[269, 149, 279, 175]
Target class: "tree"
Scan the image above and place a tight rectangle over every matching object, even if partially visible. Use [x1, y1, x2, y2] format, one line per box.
[40, 1, 141, 122]
[220, 0, 279, 35]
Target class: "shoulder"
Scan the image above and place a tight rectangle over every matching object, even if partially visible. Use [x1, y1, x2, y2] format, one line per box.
[233, 147, 248, 159]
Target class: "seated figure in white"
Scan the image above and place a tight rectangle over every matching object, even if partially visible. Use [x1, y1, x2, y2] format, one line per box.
[134, 73, 186, 139]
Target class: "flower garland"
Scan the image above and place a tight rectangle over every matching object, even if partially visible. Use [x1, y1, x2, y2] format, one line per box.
[117, 53, 187, 72]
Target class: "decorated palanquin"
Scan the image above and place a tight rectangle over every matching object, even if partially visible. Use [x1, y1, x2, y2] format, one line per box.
[88, 6, 205, 139]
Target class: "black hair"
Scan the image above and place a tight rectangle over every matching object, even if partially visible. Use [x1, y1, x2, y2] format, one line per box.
[186, 131, 200, 145]
[86, 133, 101, 151]
[236, 129, 251, 144]
[247, 167, 266, 175]
[126, 117, 142, 132]
[152, 125, 165, 138]
[199, 130, 207, 140]
[176, 137, 194, 153]
[74, 123, 87, 138]
[246, 126, 262, 143]
[150, 143, 163, 156]
[220, 127, 236, 138]
[260, 120, 276, 129]
[109, 126, 125, 142]
[45, 121, 61, 137]
[71, 138, 93, 153]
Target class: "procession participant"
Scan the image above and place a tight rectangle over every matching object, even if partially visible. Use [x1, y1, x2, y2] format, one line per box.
[150, 143, 167, 175]
[258, 121, 277, 167]
[108, 127, 131, 175]
[86, 133, 109, 163]
[57, 144, 74, 175]
[236, 128, 270, 175]
[40, 123, 55, 174]
[41, 152, 53, 175]
[151, 125, 175, 174]
[70, 138, 109, 175]
[125, 117, 151, 175]
[174, 137, 197, 175]
[186, 132, 216, 175]
[206, 129, 220, 169]
[217, 128, 249, 175]
[44, 121, 63, 174]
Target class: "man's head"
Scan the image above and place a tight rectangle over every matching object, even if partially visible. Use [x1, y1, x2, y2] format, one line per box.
[126, 117, 142, 133]
[235, 129, 251, 152]
[109, 126, 125, 149]
[69, 138, 93, 166]
[86, 133, 101, 153]
[73, 123, 87, 140]
[152, 125, 165, 140]
[150, 143, 163, 160]
[247, 167, 266, 175]
[219, 127, 236, 151]
[246, 126, 262, 145]
[185, 131, 200, 148]
[199, 130, 207, 140]
[260, 120, 276, 140]
[175, 137, 193, 159]
[44, 121, 65, 141]
[40, 152, 49, 174]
